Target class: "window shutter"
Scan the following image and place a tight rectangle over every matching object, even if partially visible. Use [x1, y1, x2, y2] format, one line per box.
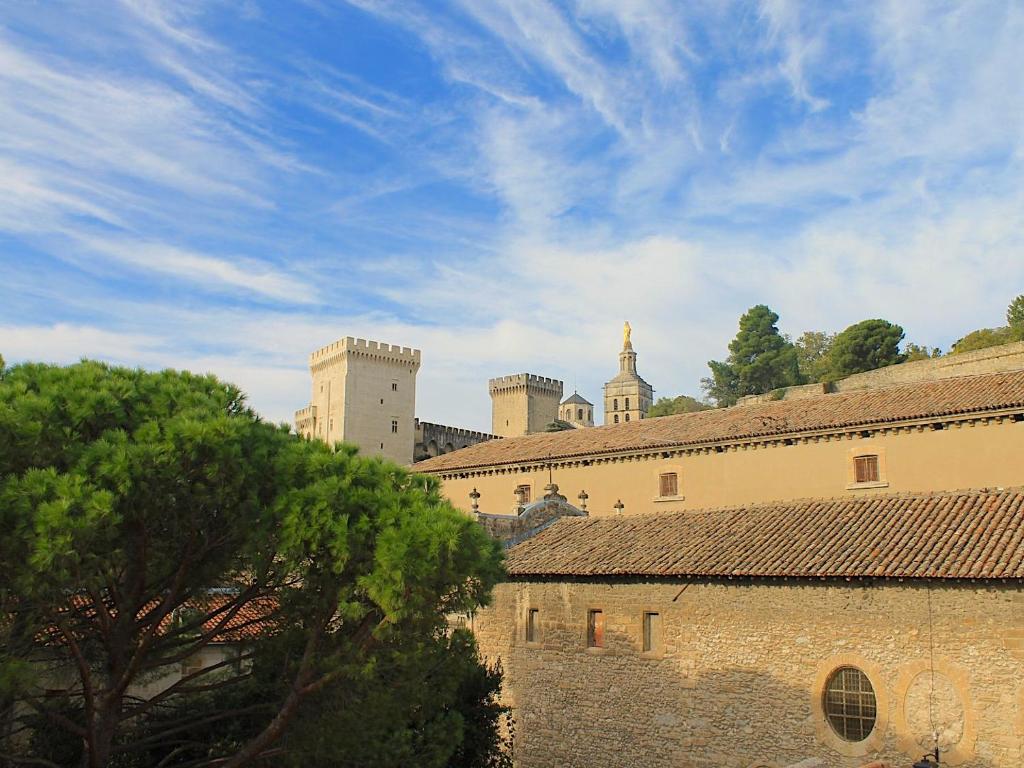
[660, 473, 678, 497]
[854, 455, 879, 483]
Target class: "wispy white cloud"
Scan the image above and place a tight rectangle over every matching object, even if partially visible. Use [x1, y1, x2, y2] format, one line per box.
[3, 0, 1024, 435]
[76, 236, 316, 303]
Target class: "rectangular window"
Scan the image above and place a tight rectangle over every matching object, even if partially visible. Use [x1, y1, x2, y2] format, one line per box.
[643, 612, 661, 653]
[625, 397, 630, 410]
[659, 472, 678, 497]
[854, 455, 880, 483]
[526, 608, 539, 643]
[515, 484, 531, 503]
[391, 419, 399, 434]
[587, 609, 604, 648]
[392, 382, 398, 391]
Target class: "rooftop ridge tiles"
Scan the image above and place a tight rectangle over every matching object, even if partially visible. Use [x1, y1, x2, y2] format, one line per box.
[502, 487, 1024, 581]
[413, 369, 1024, 473]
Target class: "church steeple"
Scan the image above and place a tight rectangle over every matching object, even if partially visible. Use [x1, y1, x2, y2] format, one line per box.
[620, 321, 638, 375]
[603, 321, 654, 426]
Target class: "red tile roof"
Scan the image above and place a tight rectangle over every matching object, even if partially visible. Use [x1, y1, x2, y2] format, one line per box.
[504, 488, 1024, 580]
[414, 370, 1024, 473]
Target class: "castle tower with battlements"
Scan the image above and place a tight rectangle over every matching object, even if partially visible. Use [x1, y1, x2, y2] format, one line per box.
[295, 337, 421, 464]
[489, 373, 563, 437]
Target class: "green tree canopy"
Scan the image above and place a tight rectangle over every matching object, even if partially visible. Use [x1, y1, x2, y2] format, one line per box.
[793, 331, 836, 383]
[702, 305, 802, 406]
[825, 319, 906, 379]
[1007, 294, 1024, 336]
[647, 395, 710, 418]
[544, 419, 576, 432]
[0, 360, 505, 768]
[949, 326, 1015, 354]
[903, 342, 943, 362]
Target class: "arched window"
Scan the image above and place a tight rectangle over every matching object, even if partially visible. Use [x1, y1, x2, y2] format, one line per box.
[625, 397, 630, 410]
[613, 415, 619, 423]
[625, 413, 630, 422]
[613, 398, 618, 411]
[577, 408, 583, 420]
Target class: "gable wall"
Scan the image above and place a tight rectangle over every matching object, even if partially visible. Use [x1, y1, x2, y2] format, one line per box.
[472, 579, 1024, 768]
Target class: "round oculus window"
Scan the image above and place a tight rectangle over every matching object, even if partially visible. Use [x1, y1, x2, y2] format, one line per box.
[823, 666, 877, 742]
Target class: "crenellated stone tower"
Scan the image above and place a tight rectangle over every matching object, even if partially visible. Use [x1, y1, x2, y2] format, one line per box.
[295, 337, 421, 464]
[489, 374, 563, 437]
[603, 321, 653, 425]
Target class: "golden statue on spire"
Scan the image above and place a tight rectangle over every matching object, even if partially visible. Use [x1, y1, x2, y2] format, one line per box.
[623, 321, 632, 347]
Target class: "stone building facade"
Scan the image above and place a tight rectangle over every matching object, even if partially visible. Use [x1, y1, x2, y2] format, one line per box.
[415, 368, 1024, 518]
[469, 489, 1024, 768]
[295, 337, 420, 464]
[603, 322, 653, 425]
[295, 336, 497, 465]
[489, 373, 564, 438]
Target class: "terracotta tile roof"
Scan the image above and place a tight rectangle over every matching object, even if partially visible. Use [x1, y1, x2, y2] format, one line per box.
[504, 488, 1024, 580]
[48, 593, 276, 645]
[413, 370, 1024, 473]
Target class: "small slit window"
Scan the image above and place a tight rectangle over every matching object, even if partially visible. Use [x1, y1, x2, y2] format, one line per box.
[853, 455, 879, 484]
[824, 666, 876, 742]
[526, 609, 539, 643]
[642, 612, 661, 653]
[587, 610, 604, 648]
[659, 472, 678, 497]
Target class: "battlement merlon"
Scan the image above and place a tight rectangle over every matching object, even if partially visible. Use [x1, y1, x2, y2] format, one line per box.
[488, 373, 564, 395]
[309, 337, 422, 370]
[415, 420, 501, 441]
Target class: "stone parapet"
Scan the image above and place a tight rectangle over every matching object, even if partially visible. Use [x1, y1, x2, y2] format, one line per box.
[309, 336, 421, 372]
[738, 340, 1024, 406]
[488, 373, 564, 395]
[414, 419, 500, 461]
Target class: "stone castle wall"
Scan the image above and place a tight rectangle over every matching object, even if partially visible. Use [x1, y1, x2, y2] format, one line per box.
[471, 579, 1024, 768]
[489, 373, 564, 438]
[739, 341, 1024, 406]
[296, 336, 420, 464]
[414, 419, 497, 462]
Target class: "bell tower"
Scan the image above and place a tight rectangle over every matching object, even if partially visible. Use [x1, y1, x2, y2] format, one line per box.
[603, 321, 653, 425]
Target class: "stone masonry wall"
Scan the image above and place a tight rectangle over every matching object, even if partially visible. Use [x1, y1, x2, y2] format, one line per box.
[471, 580, 1024, 768]
[739, 341, 1024, 405]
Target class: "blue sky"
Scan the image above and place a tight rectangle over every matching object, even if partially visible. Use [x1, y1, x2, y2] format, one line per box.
[1, 0, 1022, 431]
